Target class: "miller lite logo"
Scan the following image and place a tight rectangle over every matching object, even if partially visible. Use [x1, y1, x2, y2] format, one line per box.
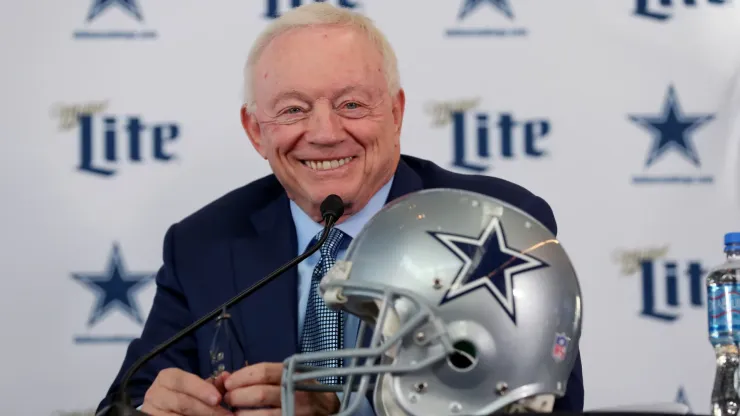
[50, 101, 183, 177]
[425, 98, 551, 173]
[612, 245, 705, 322]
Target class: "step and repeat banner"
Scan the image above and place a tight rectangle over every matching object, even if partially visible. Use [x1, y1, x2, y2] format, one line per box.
[2, 0, 740, 415]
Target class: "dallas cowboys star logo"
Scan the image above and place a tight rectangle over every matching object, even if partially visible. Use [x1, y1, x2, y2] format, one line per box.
[87, 0, 143, 22]
[458, 0, 515, 20]
[72, 243, 154, 328]
[628, 85, 715, 168]
[429, 216, 547, 324]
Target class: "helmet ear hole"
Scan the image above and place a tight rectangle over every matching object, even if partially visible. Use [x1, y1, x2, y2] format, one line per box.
[447, 340, 478, 372]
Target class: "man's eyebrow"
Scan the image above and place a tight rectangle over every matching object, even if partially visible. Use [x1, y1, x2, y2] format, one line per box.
[268, 85, 378, 108]
[268, 90, 311, 108]
[333, 85, 377, 99]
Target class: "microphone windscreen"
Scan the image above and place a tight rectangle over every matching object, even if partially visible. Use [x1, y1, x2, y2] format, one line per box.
[320, 194, 345, 220]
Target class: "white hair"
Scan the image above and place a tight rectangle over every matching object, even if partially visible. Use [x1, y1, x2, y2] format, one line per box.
[242, 3, 401, 113]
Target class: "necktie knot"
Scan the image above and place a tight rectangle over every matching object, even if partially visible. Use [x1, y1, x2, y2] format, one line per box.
[314, 228, 348, 265]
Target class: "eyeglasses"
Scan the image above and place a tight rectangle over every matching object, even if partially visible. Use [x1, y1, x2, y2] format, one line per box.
[209, 307, 247, 380]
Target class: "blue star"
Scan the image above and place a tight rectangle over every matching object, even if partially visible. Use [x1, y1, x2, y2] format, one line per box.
[628, 85, 714, 168]
[429, 216, 547, 324]
[458, 0, 515, 20]
[87, 0, 143, 22]
[72, 243, 154, 327]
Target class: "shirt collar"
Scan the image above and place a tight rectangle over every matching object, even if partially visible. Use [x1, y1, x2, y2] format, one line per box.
[290, 177, 395, 253]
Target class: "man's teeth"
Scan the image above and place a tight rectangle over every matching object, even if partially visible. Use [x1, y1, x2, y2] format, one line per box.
[303, 157, 353, 171]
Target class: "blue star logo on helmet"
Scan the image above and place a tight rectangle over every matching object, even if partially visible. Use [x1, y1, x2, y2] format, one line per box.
[429, 215, 548, 324]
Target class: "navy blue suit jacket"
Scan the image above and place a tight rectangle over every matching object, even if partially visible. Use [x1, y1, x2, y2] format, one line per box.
[97, 154, 584, 412]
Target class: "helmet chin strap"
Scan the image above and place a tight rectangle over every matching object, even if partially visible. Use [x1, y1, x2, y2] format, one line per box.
[374, 373, 407, 416]
[503, 395, 556, 414]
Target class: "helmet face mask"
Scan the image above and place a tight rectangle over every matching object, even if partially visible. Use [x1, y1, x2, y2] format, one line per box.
[282, 267, 454, 415]
[280, 189, 583, 416]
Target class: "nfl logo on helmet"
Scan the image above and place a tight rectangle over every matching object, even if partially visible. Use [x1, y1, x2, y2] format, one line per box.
[552, 333, 570, 362]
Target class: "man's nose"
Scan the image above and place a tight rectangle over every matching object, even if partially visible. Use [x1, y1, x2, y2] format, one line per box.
[306, 102, 344, 146]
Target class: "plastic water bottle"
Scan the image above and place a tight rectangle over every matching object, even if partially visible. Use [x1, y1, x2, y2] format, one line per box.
[708, 232, 740, 416]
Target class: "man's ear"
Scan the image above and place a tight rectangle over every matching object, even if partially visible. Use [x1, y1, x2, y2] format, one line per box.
[392, 88, 406, 135]
[241, 105, 267, 159]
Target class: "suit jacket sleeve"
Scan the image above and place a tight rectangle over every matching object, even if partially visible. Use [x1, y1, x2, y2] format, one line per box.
[522, 194, 585, 412]
[96, 223, 200, 411]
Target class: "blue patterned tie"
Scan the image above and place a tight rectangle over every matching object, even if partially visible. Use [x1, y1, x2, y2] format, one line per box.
[299, 228, 349, 384]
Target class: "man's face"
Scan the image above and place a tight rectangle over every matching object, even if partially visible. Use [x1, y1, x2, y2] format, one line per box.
[242, 25, 405, 221]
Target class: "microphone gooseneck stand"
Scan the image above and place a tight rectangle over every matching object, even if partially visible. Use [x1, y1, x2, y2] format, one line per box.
[97, 194, 346, 416]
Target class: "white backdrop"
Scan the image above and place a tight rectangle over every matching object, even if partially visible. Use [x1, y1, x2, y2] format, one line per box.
[2, 1, 740, 415]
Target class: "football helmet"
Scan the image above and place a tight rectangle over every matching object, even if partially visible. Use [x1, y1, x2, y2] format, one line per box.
[281, 188, 583, 415]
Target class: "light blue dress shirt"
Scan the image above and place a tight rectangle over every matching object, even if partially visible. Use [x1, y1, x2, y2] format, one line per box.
[290, 178, 394, 416]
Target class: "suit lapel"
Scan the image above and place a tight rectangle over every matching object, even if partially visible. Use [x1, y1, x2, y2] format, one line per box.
[387, 156, 424, 204]
[230, 192, 299, 365]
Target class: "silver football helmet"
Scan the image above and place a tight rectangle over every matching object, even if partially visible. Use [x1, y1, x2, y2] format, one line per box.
[281, 188, 583, 416]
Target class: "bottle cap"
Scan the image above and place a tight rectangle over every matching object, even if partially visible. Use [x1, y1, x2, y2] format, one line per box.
[725, 232, 740, 247]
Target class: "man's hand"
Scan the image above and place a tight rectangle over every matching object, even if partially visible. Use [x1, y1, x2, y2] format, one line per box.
[141, 368, 234, 416]
[223, 362, 340, 416]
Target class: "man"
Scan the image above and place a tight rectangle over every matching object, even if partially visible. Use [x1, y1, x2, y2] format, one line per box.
[97, 3, 584, 415]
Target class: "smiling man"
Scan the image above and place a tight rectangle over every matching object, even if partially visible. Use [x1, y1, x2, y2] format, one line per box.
[97, 3, 583, 416]
[241, 13, 403, 225]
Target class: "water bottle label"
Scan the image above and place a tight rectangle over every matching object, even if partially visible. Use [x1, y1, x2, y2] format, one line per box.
[708, 284, 740, 335]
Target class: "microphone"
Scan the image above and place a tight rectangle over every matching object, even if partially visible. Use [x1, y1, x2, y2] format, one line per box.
[98, 195, 346, 416]
[320, 194, 344, 222]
